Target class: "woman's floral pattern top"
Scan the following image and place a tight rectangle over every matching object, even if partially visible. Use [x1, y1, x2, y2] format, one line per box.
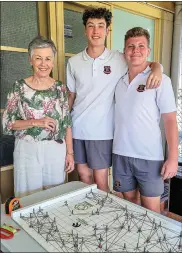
[2, 79, 72, 142]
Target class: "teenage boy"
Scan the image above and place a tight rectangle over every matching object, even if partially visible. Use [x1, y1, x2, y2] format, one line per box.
[113, 27, 178, 212]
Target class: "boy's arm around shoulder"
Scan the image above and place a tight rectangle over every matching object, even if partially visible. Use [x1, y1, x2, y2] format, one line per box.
[146, 62, 162, 89]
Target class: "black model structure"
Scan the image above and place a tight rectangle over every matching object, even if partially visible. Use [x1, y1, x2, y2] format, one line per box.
[18, 188, 182, 252]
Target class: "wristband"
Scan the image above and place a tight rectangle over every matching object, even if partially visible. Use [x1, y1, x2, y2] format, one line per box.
[67, 152, 74, 156]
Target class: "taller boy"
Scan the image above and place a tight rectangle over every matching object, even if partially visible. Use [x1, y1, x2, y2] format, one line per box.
[67, 8, 162, 191]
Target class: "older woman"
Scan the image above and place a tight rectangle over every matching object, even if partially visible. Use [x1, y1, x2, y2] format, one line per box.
[3, 36, 74, 197]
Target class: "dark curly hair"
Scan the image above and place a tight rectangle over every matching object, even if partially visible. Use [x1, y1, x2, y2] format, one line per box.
[124, 27, 150, 46]
[82, 8, 112, 28]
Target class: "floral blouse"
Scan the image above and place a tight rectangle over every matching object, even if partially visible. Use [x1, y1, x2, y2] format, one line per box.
[2, 79, 72, 142]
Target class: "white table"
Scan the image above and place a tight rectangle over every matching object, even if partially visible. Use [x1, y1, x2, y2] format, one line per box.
[1, 181, 88, 252]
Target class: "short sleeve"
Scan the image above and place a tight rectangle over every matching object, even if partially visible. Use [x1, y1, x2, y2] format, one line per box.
[2, 81, 22, 135]
[156, 75, 176, 114]
[66, 59, 76, 93]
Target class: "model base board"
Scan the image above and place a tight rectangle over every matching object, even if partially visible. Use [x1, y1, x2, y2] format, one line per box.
[11, 184, 182, 252]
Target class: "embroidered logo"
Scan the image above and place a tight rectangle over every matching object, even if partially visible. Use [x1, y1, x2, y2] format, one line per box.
[114, 180, 121, 188]
[103, 66, 111, 74]
[136, 84, 146, 92]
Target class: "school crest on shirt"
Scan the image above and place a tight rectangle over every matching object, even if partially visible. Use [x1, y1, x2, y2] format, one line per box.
[103, 66, 111, 74]
[136, 84, 146, 92]
[114, 180, 121, 188]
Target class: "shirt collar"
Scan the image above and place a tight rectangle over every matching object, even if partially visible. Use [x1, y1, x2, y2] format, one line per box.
[122, 65, 151, 78]
[82, 47, 110, 61]
[141, 65, 151, 74]
[121, 65, 151, 84]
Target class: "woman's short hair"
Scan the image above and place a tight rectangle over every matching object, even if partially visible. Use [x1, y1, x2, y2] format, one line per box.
[124, 27, 150, 47]
[28, 36, 57, 58]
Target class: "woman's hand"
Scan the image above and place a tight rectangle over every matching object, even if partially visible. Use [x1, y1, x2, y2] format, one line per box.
[33, 116, 56, 131]
[65, 153, 75, 173]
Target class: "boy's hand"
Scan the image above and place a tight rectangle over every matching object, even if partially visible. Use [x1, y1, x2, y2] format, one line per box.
[146, 71, 162, 89]
[161, 158, 178, 180]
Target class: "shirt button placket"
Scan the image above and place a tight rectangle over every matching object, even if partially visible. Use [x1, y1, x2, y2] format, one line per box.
[93, 60, 97, 77]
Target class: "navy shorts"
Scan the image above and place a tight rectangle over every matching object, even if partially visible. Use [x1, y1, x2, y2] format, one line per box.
[73, 139, 113, 169]
[113, 154, 164, 197]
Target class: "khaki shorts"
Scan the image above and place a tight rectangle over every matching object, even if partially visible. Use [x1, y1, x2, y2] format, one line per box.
[73, 139, 113, 169]
[112, 154, 164, 197]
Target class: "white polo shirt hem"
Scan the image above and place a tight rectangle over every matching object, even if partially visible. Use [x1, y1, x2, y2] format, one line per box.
[113, 150, 164, 161]
[73, 135, 114, 141]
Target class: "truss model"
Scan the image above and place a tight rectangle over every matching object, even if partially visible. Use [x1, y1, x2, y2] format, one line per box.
[11, 184, 182, 252]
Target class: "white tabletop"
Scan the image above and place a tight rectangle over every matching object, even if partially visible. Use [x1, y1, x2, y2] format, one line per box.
[1, 181, 88, 252]
[1, 181, 181, 252]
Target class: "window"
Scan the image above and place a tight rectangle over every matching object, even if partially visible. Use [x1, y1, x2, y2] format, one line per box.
[112, 8, 155, 61]
[0, 2, 39, 137]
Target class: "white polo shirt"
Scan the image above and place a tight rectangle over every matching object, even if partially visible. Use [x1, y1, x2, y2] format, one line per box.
[113, 66, 176, 160]
[67, 48, 127, 140]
